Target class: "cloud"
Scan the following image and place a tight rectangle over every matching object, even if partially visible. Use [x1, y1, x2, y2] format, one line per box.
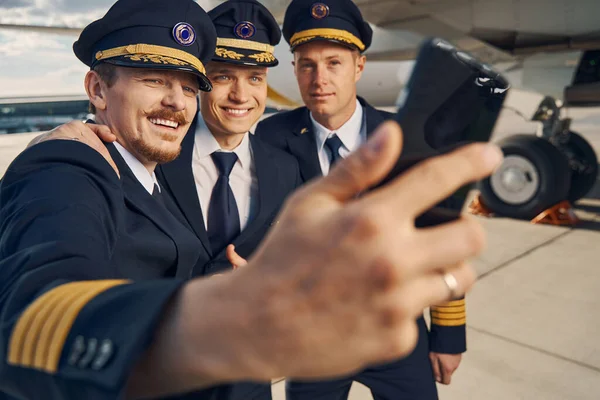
[0, 0, 232, 98]
[0, 30, 68, 56]
[0, 0, 35, 8]
[0, 29, 86, 97]
[0, 61, 88, 97]
[0, 0, 109, 27]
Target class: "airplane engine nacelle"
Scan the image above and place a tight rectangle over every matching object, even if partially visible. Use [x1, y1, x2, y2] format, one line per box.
[564, 50, 600, 107]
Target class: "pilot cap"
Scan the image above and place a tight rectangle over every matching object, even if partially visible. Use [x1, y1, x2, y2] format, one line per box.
[208, 0, 282, 67]
[282, 0, 373, 52]
[73, 0, 217, 91]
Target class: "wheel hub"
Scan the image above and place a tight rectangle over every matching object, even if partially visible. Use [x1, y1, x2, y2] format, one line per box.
[489, 155, 540, 204]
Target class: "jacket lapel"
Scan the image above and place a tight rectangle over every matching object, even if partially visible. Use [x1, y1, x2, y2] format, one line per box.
[157, 116, 213, 257]
[107, 143, 201, 274]
[210, 135, 280, 259]
[286, 108, 323, 181]
[360, 96, 388, 137]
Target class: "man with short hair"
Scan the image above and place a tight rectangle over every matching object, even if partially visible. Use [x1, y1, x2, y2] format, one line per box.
[256, 0, 467, 398]
[157, 1, 301, 398]
[0, 0, 223, 397]
[158, 0, 300, 281]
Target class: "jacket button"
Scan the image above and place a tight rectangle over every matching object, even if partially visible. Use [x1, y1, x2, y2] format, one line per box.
[77, 338, 98, 368]
[91, 339, 115, 370]
[67, 336, 86, 366]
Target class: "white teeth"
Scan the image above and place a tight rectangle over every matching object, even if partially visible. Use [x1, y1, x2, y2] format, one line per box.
[149, 118, 179, 128]
[225, 108, 249, 115]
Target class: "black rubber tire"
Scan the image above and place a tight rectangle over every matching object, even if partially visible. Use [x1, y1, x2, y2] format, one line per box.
[477, 134, 572, 220]
[556, 131, 598, 202]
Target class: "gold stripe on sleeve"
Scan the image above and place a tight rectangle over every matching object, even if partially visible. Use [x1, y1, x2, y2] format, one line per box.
[8, 280, 129, 373]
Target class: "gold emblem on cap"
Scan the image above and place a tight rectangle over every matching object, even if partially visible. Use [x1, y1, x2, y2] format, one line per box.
[235, 21, 256, 39]
[173, 22, 196, 46]
[311, 3, 329, 19]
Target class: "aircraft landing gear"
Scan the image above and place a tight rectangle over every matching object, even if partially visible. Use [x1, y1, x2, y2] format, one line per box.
[551, 131, 598, 203]
[476, 134, 572, 221]
[471, 96, 597, 225]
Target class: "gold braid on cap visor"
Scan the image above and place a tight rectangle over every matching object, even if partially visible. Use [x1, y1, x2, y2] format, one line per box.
[290, 28, 365, 51]
[95, 43, 206, 75]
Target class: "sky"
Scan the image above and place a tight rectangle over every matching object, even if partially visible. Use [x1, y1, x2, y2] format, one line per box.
[0, 0, 232, 97]
[0, 0, 115, 97]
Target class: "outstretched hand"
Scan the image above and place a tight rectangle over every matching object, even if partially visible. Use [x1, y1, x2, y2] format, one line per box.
[186, 120, 503, 383]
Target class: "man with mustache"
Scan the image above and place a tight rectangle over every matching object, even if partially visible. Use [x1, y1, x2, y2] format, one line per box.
[0, 0, 283, 398]
[255, 0, 467, 399]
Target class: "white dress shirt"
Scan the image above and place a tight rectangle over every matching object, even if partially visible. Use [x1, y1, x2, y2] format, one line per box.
[113, 142, 161, 194]
[310, 98, 366, 175]
[192, 124, 258, 232]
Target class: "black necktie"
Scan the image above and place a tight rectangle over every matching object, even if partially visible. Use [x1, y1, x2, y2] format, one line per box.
[208, 152, 240, 254]
[325, 134, 344, 167]
[152, 183, 165, 206]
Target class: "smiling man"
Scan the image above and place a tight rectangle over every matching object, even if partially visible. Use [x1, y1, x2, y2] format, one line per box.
[158, 0, 301, 278]
[156, 1, 301, 398]
[254, 0, 468, 399]
[0, 0, 222, 398]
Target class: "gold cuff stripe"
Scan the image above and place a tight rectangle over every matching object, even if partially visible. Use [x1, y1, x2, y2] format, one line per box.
[34, 285, 92, 369]
[95, 44, 206, 75]
[217, 38, 275, 53]
[430, 311, 466, 320]
[431, 305, 465, 313]
[290, 28, 365, 51]
[433, 299, 465, 308]
[8, 280, 129, 373]
[431, 317, 466, 327]
[26, 285, 89, 368]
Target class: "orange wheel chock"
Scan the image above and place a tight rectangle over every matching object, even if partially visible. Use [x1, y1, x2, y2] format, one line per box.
[467, 195, 579, 226]
[467, 194, 494, 217]
[530, 200, 579, 226]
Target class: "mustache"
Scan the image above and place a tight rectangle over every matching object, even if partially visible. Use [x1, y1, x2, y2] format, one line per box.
[145, 109, 190, 125]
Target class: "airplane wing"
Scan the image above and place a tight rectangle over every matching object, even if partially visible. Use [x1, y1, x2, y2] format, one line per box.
[352, 0, 600, 64]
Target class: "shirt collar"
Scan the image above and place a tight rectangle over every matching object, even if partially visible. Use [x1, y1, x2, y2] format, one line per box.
[194, 117, 252, 171]
[113, 141, 160, 194]
[311, 98, 364, 154]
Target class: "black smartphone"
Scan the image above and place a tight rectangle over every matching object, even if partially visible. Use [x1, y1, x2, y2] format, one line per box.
[375, 38, 510, 227]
